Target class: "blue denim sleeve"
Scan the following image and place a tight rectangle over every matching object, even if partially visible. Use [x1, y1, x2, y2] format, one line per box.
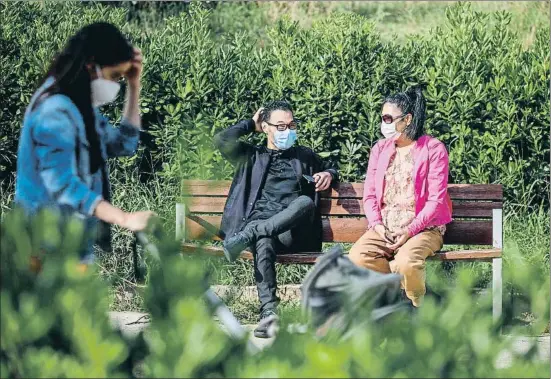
[33, 109, 102, 216]
[99, 114, 140, 158]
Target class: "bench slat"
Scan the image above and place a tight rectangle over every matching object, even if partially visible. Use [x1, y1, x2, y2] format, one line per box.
[186, 197, 502, 217]
[184, 215, 494, 245]
[182, 181, 503, 201]
[181, 243, 502, 263]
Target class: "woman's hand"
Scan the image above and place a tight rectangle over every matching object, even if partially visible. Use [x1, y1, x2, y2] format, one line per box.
[374, 224, 393, 244]
[121, 210, 156, 232]
[125, 47, 143, 87]
[123, 47, 143, 128]
[94, 201, 155, 232]
[387, 228, 411, 251]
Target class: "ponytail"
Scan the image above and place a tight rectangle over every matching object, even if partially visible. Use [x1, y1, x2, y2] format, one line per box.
[384, 85, 427, 140]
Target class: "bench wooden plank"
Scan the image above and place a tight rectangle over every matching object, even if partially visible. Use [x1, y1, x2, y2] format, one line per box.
[431, 249, 502, 261]
[186, 197, 502, 217]
[181, 243, 502, 263]
[184, 215, 494, 245]
[182, 181, 503, 201]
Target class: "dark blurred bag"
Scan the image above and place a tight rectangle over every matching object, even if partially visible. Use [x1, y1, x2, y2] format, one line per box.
[301, 244, 411, 338]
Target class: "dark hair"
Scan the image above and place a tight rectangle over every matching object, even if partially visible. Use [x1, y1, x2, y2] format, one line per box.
[259, 100, 293, 123]
[384, 85, 426, 141]
[38, 22, 134, 173]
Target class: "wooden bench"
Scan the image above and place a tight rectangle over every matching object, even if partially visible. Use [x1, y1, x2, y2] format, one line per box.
[176, 180, 503, 319]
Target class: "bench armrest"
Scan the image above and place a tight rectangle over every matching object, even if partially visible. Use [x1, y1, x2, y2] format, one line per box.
[176, 203, 224, 241]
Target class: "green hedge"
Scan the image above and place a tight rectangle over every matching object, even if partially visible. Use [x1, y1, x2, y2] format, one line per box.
[1, 2, 549, 210]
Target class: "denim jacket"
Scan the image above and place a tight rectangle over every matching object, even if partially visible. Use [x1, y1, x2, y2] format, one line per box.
[15, 77, 140, 256]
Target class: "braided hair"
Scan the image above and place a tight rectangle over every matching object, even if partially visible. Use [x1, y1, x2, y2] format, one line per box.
[384, 85, 426, 141]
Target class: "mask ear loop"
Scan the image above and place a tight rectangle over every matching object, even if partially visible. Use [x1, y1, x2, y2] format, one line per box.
[95, 65, 103, 79]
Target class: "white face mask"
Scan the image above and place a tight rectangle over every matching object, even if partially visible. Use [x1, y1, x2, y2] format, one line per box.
[91, 65, 120, 107]
[381, 122, 401, 140]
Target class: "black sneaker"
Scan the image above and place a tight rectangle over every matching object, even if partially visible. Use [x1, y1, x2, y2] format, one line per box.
[253, 309, 279, 339]
[222, 229, 255, 262]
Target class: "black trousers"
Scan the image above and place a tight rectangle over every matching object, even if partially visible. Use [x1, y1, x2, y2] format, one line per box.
[246, 195, 317, 313]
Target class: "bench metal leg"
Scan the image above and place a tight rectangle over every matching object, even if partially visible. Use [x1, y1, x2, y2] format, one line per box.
[176, 203, 186, 241]
[492, 257, 503, 321]
[492, 209, 503, 321]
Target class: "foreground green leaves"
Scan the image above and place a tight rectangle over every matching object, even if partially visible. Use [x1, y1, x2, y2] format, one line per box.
[1, 210, 549, 378]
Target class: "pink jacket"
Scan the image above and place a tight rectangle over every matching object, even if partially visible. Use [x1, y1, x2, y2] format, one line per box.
[363, 135, 453, 236]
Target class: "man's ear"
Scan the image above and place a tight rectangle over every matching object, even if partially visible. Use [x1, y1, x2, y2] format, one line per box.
[261, 122, 269, 134]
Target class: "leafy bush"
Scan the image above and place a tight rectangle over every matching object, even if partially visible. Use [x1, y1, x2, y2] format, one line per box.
[0, 210, 132, 377]
[1, 210, 549, 378]
[1, 2, 549, 206]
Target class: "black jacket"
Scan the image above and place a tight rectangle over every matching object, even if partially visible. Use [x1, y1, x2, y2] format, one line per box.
[214, 119, 339, 251]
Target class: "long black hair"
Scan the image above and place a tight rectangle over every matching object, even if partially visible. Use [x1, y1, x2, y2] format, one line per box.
[384, 85, 426, 141]
[38, 22, 134, 173]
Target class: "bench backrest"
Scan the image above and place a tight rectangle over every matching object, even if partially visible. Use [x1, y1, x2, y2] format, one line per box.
[180, 181, 503, 246]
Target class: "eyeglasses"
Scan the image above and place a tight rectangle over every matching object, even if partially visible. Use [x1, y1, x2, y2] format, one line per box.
[264, 120, 299, 131]
[381, 113, 407, 124]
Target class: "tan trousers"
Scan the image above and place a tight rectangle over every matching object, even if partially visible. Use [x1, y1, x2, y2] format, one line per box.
[348, 228, 443, 307]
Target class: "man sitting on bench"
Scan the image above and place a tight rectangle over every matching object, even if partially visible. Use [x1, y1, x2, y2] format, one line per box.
[214, 100, 338, 338]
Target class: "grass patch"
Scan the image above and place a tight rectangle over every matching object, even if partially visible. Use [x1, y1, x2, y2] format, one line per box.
[223, 295, 301, 325]
[209, 1, 549, 44]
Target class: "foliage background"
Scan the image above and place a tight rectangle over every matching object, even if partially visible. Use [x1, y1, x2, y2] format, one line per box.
[2, 2, 549, 203]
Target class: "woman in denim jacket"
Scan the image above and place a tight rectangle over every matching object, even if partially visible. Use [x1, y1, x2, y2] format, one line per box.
[15, 22, 154, 264]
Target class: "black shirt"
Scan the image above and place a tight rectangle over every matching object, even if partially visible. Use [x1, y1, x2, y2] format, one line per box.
[248, 149, 301, 222]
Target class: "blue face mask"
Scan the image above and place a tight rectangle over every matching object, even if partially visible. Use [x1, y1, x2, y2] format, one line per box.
[273, 129, 297, 150]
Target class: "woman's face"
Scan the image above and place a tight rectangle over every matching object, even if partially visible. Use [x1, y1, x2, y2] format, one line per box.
[88, 61, 132, 82]
[381, 102, 412, 133]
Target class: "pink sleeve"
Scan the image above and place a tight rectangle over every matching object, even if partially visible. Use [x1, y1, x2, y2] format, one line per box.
[407, 142, 449, 236]
[363, 141, 383, 228]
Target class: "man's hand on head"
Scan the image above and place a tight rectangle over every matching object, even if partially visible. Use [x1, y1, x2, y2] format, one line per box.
[313, 172, 332, 192]
[253, 108, 264, 133]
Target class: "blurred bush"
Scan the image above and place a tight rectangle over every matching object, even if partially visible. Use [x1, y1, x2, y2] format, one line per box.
[1, 209, 549, 377]
[0, 209, 131, 377]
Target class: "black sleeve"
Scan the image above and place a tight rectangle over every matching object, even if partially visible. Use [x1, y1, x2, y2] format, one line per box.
[213, 119, 256, 164]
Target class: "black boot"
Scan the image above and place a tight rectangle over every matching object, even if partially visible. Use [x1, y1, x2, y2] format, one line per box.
[223, 228, 255, 262]
[253, 308, 279, 339]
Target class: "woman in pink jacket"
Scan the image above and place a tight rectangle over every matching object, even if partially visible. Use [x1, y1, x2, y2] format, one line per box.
[349, 86, 452, 307]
